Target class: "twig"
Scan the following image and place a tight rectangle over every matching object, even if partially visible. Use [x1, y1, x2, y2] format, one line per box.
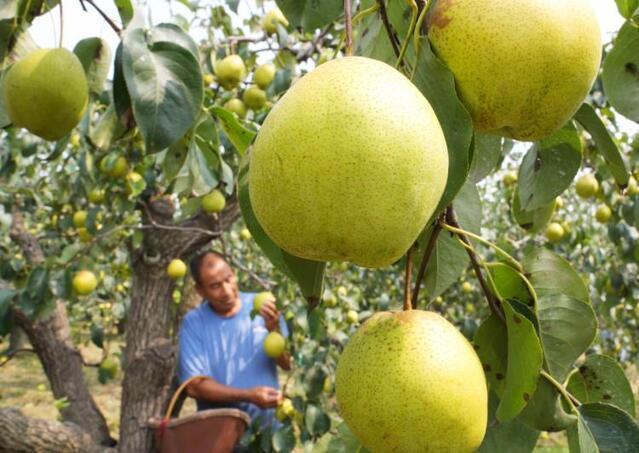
[58, 0, 63, 48]
[411, 213, 444, 308]
[541, 369, 581, 410]
[376, 0, 401, 58]
[344, 0, 353, 56]
[446, 208, 505, 323]
[0, 348, 37, 368]
[80, 0, 122, 35]
[403, 244, 415, 310]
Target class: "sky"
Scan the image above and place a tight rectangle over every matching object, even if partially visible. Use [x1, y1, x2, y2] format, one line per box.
[29, 0, 627, 55]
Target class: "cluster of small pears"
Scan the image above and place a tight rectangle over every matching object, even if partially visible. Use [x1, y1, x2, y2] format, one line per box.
[247, 1, 601, 451]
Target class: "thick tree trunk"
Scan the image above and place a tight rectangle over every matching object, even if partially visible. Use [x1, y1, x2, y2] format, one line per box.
[117, 198, 240, 453]
[10, 210, 114, 446]
[0, 408, 114, 453]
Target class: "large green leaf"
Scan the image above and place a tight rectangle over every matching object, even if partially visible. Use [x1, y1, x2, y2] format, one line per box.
[313, 422, 370, 453]
[522, 248, 590, 303]
[275, 0, 342, 31]
[488, 263, 533, 305]
[89, 103, 127, 149]
[112, 43, 132, 125]
[497, 301, 543, 422]
[574, 104, 629, 187]
[421, 181, 481, 299]
[73, 38, 111, 94]
[304, 404, 330, 437]
[122, 25, 202, 152]
[477, 391, 539, 453]
[115, 0, 134, 27]
[579, 403, 639, 452]
[567, 355, 636, 417]
[413, 37, 474, 217]
[517, 123, 582, 211]
[474, 314, 507, 395]
[0, 288, 16, 336]
[272, 424, 295, 452]
[0, 69, 9, 128]
[237, 150, 325, 302]
[603, 21, 639, 124]
[537, 294, 597, 382]
[615, 0, 639, 18]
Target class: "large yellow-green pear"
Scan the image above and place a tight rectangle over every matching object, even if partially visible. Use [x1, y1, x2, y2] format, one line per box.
[427, 0, 601, 141]
[249, 57, 448, 268]
[335, 310, 487, 452]
[3, 48, 88, 141]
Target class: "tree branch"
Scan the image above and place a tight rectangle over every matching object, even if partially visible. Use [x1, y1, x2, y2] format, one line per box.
[411, 212, 445, 308]
[344, 0, 353, 56]
[376, 0, 402, 58]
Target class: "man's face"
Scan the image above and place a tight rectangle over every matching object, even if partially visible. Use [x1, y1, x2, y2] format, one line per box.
[195, 255, 240, 315]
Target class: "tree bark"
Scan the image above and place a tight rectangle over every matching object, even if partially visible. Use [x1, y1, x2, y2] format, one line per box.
[0, 408, 114, 453]
[9, 210, 114, 446]
[117, 198, 240, 453]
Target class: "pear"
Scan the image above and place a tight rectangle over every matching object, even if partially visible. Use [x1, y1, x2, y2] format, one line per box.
[595, 205, 612, 223]
[254, 64, 276, 89]
[73, 270, 98, 295]
[335, 310, 487, 452]
[263, 332, 285, 358]
[167, 259, 187, 279]
[545, 222, 565, 242]
[224, 98, 247, 118]
[215, 55, 246, 90]
[201, 189, 226, 213]
[3, 48, 88, 141]
[243, 86, 267, 110]
[427, 0, 601, 141]
[249, 57, 448, 268]
[262, 8, 288, 35]
[253, 291, 274, 312]
[575, 174, 599, 199]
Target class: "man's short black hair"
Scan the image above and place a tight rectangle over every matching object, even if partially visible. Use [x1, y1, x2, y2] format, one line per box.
[189, 250, 228, 285]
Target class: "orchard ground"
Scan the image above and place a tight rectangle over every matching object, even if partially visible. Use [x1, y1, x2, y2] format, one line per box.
[1, 338, 637, 450]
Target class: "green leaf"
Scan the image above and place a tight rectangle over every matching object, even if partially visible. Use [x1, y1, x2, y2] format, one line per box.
[115, 0, 134, 27]
[537, 294, 597, 382]
[488, 263, 533, 305]
[518, 378, 577, 431]
[89, 104, 127, 150]
[511, 187, 555, 233]
[477, 391, 539, 453]
[275, 0, 342, 30]
[305, 404, 331, 436]
[421, 181, 481, 298]
[272, 424, 295, 452]
[567, 416, 599, 453]
[517, 123, 582, 211]
[0, 288, 16, 336]
[0, 69, 10, 128]
[567, 355, 636, 417]
[163, 137, 189, 182]
[413, 37, 474, 217]
[574, 104, 629, 187]
[57, 244, 83, 265]
[603, 21, 639, 124]
[497, 300, 543, 422]
[469, 133, 505, 183]
[522, 248, 590, 303]
[579, 403, 639, 452]
[188, 141, 219, 196]
[615, 0, 639, 18]
[474, 314, 507, 395]
[237, 150, 325, 301]
[112, 43, 132, 124]
[122, 25, 202, 152]
[90, 324, 104, 348]
[73, 38, 111, 94]
[211, 106, 255, 155]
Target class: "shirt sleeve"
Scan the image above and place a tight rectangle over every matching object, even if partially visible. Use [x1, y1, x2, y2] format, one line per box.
[178, 314, 208, 383]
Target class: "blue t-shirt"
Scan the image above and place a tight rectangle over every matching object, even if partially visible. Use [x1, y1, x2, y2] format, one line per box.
[178, 292, 288, 423]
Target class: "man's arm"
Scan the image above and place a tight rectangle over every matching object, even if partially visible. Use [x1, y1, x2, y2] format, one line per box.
[186, 378, 282, 409]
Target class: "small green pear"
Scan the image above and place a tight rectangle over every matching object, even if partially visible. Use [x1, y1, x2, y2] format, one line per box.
[253, 291, 275, 312]
[3, 48, 88, 141]
[201, 189, 226, 214]
[243, 86, 267, 110]
[336, 310, 487, 452]
[73, 210, 87, 228]
[262, 8, 289, 35]
[167, 259, 187, 279]
[254, 64, 276, 89]
[545, 222, 565, 242]
[595, 204, 612, 223]
[73, 270, 98, 295]
[224, 98, 247, 118]
[575, 174, 599, 199]
[215, 55, 246, 90]
[263, 332, 285, 358]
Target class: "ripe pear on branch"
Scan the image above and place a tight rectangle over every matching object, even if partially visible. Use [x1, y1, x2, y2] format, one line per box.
[249, 56, 448, 268]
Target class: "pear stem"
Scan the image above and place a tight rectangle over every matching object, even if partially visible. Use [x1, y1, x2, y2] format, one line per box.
[540, 370, 581, 412]
[411, 211, 444, 308]
[403, 244, 415, 311]
[395, 0, 418, 70]
[344, 0, 353, 56]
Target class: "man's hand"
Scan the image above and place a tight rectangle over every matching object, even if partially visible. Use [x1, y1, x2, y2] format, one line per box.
[259, 299, 280, 332]
[249, 386, 282, 408]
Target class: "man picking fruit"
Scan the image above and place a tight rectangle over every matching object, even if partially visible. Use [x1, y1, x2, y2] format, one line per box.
[178, 251, 290, 426]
